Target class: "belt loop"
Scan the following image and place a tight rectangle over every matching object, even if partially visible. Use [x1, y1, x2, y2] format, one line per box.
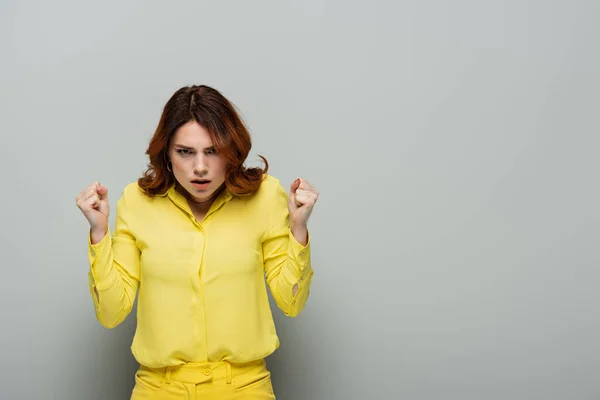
[225, 361, 232, 384]
[162, 366, 172, 384]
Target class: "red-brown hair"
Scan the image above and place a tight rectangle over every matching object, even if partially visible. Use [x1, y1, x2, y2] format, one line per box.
[138, 85, 268, 196]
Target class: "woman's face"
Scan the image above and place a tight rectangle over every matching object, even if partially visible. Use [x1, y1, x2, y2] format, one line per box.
[168, 120, 227, 205]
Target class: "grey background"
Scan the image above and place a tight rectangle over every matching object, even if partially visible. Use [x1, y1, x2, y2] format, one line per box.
[1, 0, 598, 399]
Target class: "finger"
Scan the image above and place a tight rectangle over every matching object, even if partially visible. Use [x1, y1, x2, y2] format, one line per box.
[89, 183, 106, 199]
[76, 181, 100, 201]
[77, 197, 99, 211]
[76, 186, 93, 201]
[90, 194, 101, 208]
[289, 178, 301, 195]
[294, 193, 318, 207]
[298, 179, 315, 191]
[81, 189, 99, 203]
[77, 190, 94, 207]
[97, 185, 108, 200]
[295, 189, 319, 199]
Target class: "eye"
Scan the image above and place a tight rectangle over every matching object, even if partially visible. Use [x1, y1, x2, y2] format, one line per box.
[206, 148, 217, 155]
[176, 149, 193, 156]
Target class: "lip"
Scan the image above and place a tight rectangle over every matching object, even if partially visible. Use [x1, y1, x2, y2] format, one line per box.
[191, 180, 211, 190]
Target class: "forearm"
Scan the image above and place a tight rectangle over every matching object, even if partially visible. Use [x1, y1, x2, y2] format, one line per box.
[290, 224, 308, 247]
[270, 262, 314, 317]
[89, 268, 137, 329]
[90, 226, 108, 245]
[88, 229, 139, 329]
[267, 229, 314, 317]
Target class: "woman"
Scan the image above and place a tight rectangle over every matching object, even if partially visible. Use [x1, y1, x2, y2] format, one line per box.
[75, 85, 318, 399]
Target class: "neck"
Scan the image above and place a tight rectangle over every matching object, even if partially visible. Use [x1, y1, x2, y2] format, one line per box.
[177, 182, 226, 213]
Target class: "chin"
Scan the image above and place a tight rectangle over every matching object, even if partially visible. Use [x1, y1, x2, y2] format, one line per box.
[190, 186, 218, 199]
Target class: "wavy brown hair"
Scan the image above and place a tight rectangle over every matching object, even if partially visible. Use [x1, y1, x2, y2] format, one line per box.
[138, 85, 268, 197]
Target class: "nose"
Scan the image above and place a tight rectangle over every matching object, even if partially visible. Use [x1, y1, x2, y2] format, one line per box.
[193, 155, 208, 175]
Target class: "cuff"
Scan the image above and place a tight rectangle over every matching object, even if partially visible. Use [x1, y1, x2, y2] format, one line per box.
[284, 229, 313, 283]
[88, 229, 113, 290]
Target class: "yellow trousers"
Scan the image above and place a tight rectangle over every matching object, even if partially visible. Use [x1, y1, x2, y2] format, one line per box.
[130, 359, 276, 399]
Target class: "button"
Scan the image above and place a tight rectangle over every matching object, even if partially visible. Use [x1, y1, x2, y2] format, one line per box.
[204, 369, 211, 376]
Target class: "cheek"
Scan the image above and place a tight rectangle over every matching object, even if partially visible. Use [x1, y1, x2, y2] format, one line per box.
[172, 159, 188, 173]
[215, 159, 227, 175]
[219, 163, 229, 178]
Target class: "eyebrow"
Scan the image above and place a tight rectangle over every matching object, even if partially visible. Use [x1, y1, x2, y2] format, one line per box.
[174, 144, 215, 151]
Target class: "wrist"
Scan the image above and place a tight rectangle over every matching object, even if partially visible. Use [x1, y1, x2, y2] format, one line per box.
[90, 226, 108, 245]
[290, 221, 307, 233]
[290, 224, 308, 246]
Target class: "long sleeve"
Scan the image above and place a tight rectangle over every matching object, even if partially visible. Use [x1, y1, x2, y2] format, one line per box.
[262, 181, 314, 317]
[87, 190, 140, 329]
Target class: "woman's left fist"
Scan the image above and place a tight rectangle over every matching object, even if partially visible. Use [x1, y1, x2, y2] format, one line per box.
[288, 178, 319, 228]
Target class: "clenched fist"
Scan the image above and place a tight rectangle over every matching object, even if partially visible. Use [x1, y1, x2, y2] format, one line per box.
[288, 178, 319, 228]
[76, 181, 109, 243]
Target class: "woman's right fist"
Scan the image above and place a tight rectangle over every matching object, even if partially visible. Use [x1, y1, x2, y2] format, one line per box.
[76, 181, 110, 233]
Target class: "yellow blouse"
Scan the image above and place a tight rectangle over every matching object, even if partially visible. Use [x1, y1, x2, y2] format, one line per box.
[87, 174, 313, 368]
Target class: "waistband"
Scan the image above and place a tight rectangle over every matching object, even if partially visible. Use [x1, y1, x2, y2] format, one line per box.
[140, 359, 266, 385]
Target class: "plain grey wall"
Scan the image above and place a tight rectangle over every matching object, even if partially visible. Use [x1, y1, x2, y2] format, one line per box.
[1, 0, 599, 399]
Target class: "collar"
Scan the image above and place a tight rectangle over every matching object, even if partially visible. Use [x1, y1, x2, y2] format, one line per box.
[166, 183, 234, 220]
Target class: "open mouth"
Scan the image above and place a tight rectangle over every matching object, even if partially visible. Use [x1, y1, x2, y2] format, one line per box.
[192, 179, 211, 184]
